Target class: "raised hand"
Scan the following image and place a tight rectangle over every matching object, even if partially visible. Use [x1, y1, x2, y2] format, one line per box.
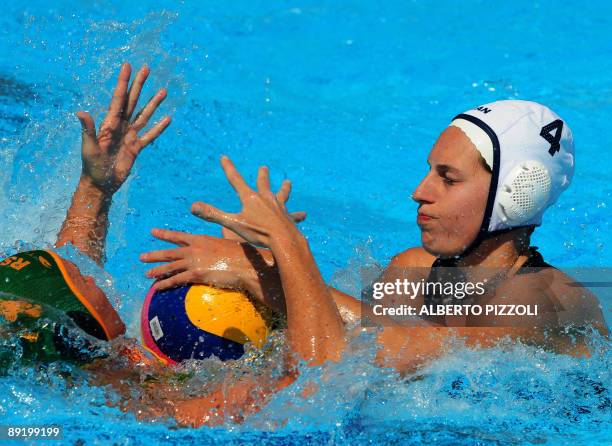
[184, 158, 346, 364]
[192, 157, 304, 248]
[57, 62, 171, 264]
[77, 62, 171, 194]
[221, 174, 306, 241]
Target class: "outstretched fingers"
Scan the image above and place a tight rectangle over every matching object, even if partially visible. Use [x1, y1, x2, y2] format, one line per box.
[276, 179, 292, 203]
[191, 201, 237, 229]
[276, 179, 307, 222]
[125, 65, 150, 120]
[220, 156, 252, 198]
[150, 228, 196, 247]
[290, 211, 307, 223]
[145, 259, 188, 279]
[139, 116, 171, 148]
[154, 271, 195, 291]
[131, 88, 168, 131]
[140, 247, 185, 263]
[107, 62, 132, 122]
[76, 111, 96, 139]
[256, 166, 271, 193]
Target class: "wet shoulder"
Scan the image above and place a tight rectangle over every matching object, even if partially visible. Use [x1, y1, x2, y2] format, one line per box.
[546, 268, 608, 334]
[389, 247, 436, 268]
[497, 267, 608, 334]
[375, 247, 435, 288]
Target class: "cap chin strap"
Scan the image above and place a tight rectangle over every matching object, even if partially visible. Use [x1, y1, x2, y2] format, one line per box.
[454, 225, 536, 260]
[450, 113, 502, 260]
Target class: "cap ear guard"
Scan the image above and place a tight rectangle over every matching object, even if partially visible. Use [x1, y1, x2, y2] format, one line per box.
[496, 160, 552, 225]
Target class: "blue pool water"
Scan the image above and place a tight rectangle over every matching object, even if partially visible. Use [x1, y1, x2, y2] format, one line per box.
[1, 1, 611, 444]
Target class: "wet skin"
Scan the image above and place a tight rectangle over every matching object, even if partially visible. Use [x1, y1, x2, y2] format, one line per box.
[46, 63, 608, 426]
[412, 126, 491, 258]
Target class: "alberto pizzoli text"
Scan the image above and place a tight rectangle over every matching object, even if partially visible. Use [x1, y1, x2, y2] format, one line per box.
[372, 303, 539, 317]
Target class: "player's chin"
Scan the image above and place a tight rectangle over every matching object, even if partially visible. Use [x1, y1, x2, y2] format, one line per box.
[420, 230, 461, 258]
[420, 230, 440, 256]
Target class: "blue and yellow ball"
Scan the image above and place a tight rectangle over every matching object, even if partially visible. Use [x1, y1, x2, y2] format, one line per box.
[141, 284, 271, 365]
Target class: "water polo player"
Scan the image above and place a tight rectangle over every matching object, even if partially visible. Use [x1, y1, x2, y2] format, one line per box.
[0, 62, 301, 427]
[142, 100, 608, 375]
[0, 62, 170, 365]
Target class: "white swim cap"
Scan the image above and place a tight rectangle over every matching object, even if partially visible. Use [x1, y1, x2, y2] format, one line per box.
[449, 100, 574, 249]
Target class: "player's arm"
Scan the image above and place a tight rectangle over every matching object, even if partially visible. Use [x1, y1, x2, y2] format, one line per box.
[328, 247, 437, 324]
[88, 353, 298, 427]
[142, 239, 433, 330]
[142, 229, 434, 327]
[140, 177, 307, 316]
[184, 158, 346, 365]
[167, 372, 298, 427]
[142, 229, 342, 319]
[56, 62, 170, 264]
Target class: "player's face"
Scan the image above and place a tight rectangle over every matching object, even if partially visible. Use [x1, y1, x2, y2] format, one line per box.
[412, 126, 491, 257]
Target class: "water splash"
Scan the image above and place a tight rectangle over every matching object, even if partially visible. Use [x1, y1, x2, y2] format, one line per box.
[0, 11, 185, 257]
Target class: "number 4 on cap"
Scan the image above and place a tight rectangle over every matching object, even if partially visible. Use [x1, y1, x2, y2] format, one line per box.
[540, 119, 564, 156]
